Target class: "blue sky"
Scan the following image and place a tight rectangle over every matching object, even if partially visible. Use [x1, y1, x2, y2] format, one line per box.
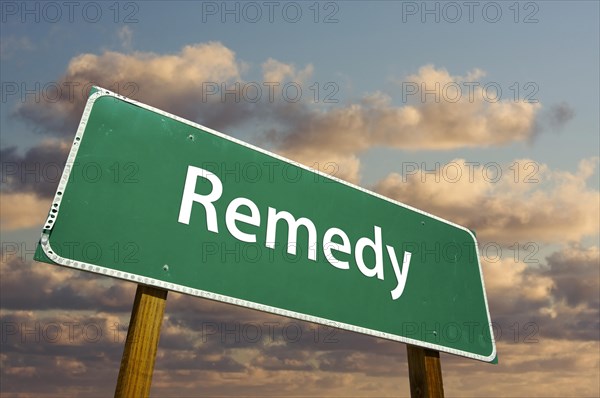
[1, 1, 599, 397]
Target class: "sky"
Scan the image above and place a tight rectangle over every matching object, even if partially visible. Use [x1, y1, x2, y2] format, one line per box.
[1, 0, 599, 397]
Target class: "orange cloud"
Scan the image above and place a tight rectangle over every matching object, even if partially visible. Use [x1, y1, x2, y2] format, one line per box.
[375, 158, 599, 245]
[0, 193, 51, 231]
[14, 42, 245, 134]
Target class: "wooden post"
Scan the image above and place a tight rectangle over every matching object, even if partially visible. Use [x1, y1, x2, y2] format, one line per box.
[114, 284, 168, 398]
[407, 345, 444, 398]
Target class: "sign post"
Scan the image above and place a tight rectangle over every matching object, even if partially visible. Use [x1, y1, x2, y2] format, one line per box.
[34, 87, 496, 397]
[407, 345, 444, 398]
[114, 285, 168, 398]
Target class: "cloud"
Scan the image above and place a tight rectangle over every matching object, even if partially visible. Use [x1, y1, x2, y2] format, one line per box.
[374, 157, 599, 245]
[0, 35, 35, 58]
[0, 139, 73, 231]
[546, 245, 599, 308]
[271, 65, 542, 182]
[13, 42, 246, 134]
[1, 140, 70, 198]
[117, 26, 133, 50]
[262, 58, 313, 84]
[0, 249, 136, 311]
[0, 309, 126, 397]
[541, 102, 576, 132]
[480, 243, 599, 342]
[442, 338, 600, 397]
[482, 256, 555, 325]
[0, 193, 51, 231]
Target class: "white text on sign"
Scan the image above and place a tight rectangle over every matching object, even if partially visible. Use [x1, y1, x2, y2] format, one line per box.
[178, 165, 412, 300]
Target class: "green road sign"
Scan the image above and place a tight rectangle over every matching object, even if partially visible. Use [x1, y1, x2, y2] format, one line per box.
[35, 87, 496, 362]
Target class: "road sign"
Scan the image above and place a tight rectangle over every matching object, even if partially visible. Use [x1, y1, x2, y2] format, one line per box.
[35, 87, 496, 362]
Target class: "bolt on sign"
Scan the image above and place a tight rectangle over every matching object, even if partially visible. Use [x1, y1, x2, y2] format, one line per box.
[35, 87, 496, 362]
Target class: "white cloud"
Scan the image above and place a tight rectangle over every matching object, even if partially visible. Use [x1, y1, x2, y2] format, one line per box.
[0, 35, 35, 58]
[117, 26, 133, 50]
[262, 58, 314, 84]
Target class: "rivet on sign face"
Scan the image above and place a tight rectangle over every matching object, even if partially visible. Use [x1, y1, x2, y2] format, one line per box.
[163, 264, 169, 272]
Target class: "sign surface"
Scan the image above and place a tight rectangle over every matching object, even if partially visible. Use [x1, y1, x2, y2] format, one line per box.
[36, 88, 496, 362]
